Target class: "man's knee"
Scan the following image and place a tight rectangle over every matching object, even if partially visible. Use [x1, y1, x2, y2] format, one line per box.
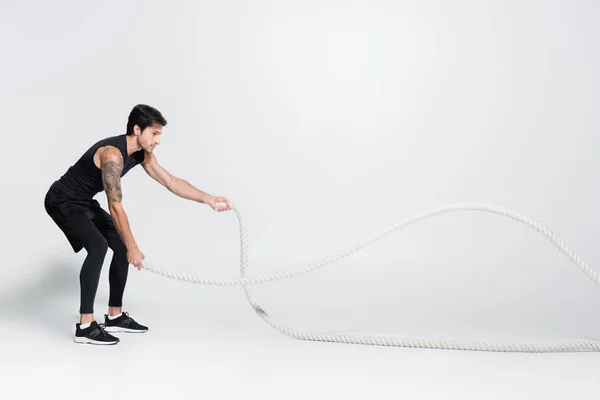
[85, 235, 109, 257]
[108, 236, 127, 257]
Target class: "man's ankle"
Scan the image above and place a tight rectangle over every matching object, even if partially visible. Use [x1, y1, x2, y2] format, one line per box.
[108, 306, 122, 317]
[80, 313, 94, 325]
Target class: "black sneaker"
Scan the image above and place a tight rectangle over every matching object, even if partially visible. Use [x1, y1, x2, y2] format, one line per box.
[74, 321, 120, 345]
[103, 311, 148, 333]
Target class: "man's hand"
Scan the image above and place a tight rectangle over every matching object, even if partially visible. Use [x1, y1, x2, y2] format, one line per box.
[127, 247, 145, 270]
[207, 195, 231, 212]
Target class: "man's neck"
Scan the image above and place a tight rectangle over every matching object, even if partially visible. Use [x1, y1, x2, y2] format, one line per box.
[124, 134, 142, 156]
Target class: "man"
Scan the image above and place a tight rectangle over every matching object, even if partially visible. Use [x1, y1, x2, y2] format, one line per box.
[44, 104, 231, 345]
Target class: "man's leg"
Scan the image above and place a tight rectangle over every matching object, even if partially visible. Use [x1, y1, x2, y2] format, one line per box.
[70, 220, 120, 345]
[105, 228, 129, 316]
[91, 206, 129, 313]
[69, 218, 109, 324]
[93, 205, 148, 333]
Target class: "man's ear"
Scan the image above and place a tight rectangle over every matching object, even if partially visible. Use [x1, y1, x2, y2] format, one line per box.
[134, 125, 141, 136]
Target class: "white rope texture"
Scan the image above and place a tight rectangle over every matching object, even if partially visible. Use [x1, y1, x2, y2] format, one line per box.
[141, 202, 600, 353]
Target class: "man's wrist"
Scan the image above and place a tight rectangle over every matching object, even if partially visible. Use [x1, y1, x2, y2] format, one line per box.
[126, 244, 139, 252]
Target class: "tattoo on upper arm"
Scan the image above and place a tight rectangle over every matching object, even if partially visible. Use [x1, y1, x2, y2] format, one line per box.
[101, 158, 123, 203]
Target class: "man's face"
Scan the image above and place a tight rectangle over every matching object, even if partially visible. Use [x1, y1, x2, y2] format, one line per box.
[136, 124, 162, 152]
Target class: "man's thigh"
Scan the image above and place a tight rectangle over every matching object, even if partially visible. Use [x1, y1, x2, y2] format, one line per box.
[45, 191, 98, 253]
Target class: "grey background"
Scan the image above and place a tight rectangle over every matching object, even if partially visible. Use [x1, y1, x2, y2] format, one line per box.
[1, 0, 599, 398]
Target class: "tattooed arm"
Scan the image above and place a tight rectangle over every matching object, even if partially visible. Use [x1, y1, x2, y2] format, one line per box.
[100, 146, 140, 256]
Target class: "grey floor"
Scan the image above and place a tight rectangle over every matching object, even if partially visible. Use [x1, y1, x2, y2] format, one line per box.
[2, 250, 600, 400]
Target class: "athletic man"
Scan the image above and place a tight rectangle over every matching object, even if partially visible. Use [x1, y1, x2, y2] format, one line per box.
[44, 104, 231, 345]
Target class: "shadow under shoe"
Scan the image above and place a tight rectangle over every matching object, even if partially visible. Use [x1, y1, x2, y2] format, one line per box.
[74, 321, 119, 345]
[103, 311, 148, 333]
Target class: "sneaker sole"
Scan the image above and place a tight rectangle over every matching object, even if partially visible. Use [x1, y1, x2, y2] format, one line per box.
[104, 326, 148, 333]
[73, 336, 119, 345]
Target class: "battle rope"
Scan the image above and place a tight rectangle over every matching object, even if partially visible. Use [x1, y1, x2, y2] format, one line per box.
[141, 202, 600, 353]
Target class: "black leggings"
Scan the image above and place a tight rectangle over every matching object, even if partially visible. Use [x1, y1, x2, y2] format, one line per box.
[44, 188, 129, 314]
[71, 217, 129, 314]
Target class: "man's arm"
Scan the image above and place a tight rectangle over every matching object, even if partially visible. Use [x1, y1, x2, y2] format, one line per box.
[141, 151, 213, 204]
[100, 146, 139, 252]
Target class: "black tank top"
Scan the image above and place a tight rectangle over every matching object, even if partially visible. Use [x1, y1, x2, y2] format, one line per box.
[51, 134, 145, 201]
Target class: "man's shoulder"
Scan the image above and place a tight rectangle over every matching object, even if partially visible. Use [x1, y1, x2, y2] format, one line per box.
[91, 144, 123, 170]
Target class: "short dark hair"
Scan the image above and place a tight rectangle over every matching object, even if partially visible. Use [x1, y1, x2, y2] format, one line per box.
[126, 104, 167, 135]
